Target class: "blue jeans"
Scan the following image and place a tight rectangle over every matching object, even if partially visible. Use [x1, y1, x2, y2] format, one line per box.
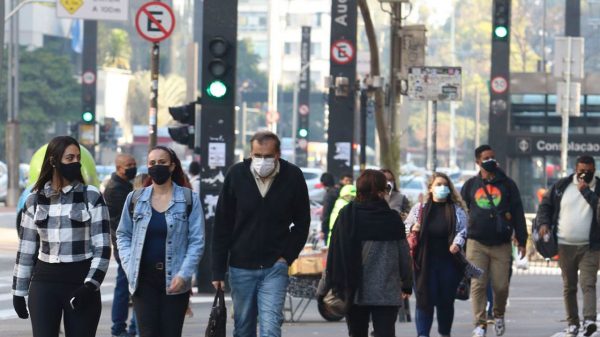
[229, 261, 290, 337]
[112, 263, 138, 335]
[415, 255, 462, 337]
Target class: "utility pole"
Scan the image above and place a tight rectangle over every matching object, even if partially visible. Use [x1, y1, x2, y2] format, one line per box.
[6, 0, 20, 207]
[389, 3, 402, 140]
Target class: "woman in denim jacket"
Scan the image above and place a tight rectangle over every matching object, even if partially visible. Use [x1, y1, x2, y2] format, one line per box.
[117, 146, 205, 337]
[405, 172, 468, 337]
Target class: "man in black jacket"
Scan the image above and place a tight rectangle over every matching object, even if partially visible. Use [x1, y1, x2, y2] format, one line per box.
[211, 131, 310, 337]
[461, 145, 527, 337]
[537, 155, 600, 337]
[104, 154, 137, 337]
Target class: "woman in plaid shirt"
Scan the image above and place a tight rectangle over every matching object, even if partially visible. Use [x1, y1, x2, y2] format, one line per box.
[12, 136, 111, 337]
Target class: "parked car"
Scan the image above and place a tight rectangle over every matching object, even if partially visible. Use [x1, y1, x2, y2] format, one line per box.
[301, 167, 325, 202]
[399, 175, 428, 205]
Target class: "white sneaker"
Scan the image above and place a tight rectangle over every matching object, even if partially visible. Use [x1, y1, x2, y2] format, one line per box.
[494, 317, 505, 336]
[583, 320, 597, 337]
[473, 325, 487, 337]
[565, 324, 579, 337]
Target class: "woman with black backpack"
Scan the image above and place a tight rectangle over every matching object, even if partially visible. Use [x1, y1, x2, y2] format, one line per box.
[12, 136, 111, 337]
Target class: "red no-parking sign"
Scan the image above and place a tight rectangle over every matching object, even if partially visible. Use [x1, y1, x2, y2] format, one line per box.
[331, 39, 355, 65]
[135, 2, 176, 43]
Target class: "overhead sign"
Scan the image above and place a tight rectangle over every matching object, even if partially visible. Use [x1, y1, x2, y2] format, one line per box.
[57, 0, 129, 21]
[491, 76, 508, 94]
[331, 39, 355, 65]
[511, 136, 600, 156]
[407, 66, 462, 101]
[135, 2, 176, 43]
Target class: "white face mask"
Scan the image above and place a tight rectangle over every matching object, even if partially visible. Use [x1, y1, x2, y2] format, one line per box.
[252, 157, 276, 177]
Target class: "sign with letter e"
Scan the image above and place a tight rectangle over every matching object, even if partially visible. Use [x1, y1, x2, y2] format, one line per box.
[135, 2, 176, 43]
[57, 0, 129, 21]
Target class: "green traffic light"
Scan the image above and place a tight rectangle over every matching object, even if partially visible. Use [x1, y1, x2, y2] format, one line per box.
[206, 80, 228, 98]
[82, 111, 94, 123]
[298, 128, 308, 138]
[494, 26, 508, 39]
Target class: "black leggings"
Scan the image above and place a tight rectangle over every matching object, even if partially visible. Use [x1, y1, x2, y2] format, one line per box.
[28, 281, 101, 337]
[132, 268, 189, 337]
[346, 305, 399, 337]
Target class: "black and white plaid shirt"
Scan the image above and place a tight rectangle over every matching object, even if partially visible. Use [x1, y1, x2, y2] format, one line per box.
[12, 181, 111, 296]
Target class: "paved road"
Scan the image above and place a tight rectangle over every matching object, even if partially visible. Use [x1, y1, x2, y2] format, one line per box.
[0, 210, 595, 336]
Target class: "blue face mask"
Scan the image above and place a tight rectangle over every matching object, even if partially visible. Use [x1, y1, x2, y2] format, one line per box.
[433, 185, 450, 199]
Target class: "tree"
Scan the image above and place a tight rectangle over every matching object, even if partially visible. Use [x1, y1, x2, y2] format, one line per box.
[358, 0, 398, 175]
[98, 28, 132, 70]
[236, 39, 268, 92]
[0, 44, 80, 161]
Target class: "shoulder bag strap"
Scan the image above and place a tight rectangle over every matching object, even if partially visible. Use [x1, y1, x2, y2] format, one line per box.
[480, 177, 503, 233]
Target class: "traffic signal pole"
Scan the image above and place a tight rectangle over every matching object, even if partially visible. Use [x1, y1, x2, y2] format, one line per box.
[149, 43, 159, 149]
[6, 0, 20, 206]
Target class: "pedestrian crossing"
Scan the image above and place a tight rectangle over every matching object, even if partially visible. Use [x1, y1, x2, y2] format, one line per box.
[0, 261, 230, 321]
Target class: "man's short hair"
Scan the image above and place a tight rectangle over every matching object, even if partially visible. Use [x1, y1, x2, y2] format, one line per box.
[475, 144, 493, 159]
[341, 172, 353, 180]
[188, 161, 201, 175]
[250, 131, 281, 153]
[576, 155, 596, 167]
[320, 173, 335, 187]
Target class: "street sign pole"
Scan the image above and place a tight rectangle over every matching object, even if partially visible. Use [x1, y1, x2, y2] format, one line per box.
[135, 1, 176, 149]
[560, 38, 572, 178]
[149, 42, 159, 148]
[432, 100, 438, 173]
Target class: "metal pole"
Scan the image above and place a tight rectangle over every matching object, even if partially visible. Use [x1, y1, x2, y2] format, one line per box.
[6, 0, 20, 206]
[359, 88, 367, 172]
[149, 43, 159, 149]
[432, 100, 438, 173]
[242, 102, 248, 155]
[292, 82, 298, 160]
[449, 10, 456, 168]
[560, 37, 572, 177]
[475, 88, 481, 148]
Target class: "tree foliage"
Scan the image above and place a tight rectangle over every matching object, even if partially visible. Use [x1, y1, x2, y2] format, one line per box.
[0, 43, 80, 161]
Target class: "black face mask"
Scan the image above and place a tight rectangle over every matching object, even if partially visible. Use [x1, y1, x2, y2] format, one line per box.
[481, 159, 498, 173]
[148, 165, 171, 185]
[579, 171, 595, 184]
[124, 167, 137, 180]
[59, 162, 82, 182]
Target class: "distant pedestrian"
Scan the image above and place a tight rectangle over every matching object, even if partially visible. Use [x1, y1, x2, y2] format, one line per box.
[405, 172, 468, 337]
[321, 169, 412, 337]
[381, 168, 411, 219]
[104, 154, 138, 337]
[328, 184, 357, 244]
[12, 136, 111, 337]
[117, 146, 205, 337]
[211, 131, 310, 337]
[537, 155, 600, 337]
[188, 161, 201, 194]
[320, 172, 337, 245]
[461, 145, 528, 337]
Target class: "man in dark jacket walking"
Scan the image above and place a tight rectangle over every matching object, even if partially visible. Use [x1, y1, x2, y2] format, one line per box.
[104, 154, 137, 337]
[461, 145, 527, 337]
[537, 155, 600, 337]
[212, 131, 310, 337]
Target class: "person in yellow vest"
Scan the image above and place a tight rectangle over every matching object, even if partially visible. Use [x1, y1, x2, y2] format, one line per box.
[328, 184, 357, 244]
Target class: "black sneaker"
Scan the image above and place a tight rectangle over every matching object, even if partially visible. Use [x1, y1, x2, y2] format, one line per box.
[583, 320, 597, 337]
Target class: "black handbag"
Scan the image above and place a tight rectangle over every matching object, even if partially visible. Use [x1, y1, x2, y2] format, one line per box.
[532, 217, 558, 259]
[455, 276, 470, 301]
[205, 288, 226, 337]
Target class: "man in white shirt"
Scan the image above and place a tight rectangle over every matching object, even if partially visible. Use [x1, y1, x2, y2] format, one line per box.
[537, 155, 600, 337]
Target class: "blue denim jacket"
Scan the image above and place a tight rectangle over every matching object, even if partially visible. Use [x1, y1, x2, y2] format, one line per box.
[116, 183, 205, 295]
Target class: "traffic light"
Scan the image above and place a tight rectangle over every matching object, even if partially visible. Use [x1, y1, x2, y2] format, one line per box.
[168, 102, 196, 148]
[82, 85, 96, 124]
[204, 36, 234, 101]
[492, 0, 510, 41]
[298, 128, 308, 138]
